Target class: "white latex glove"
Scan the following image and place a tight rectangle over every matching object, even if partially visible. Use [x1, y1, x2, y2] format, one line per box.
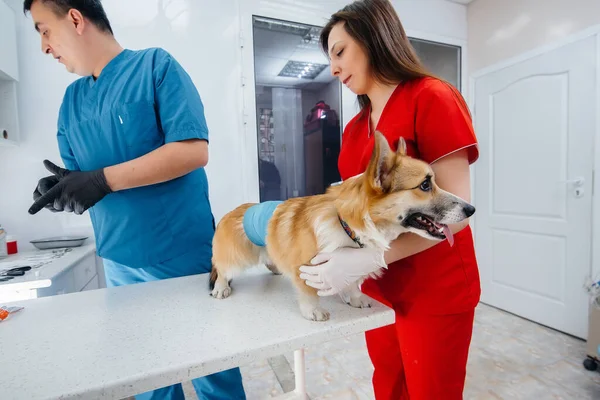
[299, 247, 387, 296]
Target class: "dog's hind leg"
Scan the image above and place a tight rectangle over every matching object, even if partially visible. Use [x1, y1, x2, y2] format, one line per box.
[210, 246, 263, 298]
[210, 204, 262, 299]
[260, 251, 282, 275]
[265, 263, 282, 275]
[209, 266, 233, 299]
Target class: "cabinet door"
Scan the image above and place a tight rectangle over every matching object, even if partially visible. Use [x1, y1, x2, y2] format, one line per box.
[81, 275, 99, 292]
[37, 271, 76, 297]
[73, 254, 97, 290]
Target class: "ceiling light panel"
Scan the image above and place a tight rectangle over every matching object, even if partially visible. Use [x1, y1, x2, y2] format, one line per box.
[278, 60, 327, 79]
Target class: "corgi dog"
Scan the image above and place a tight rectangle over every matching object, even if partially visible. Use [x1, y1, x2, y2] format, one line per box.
[209, 131, 475, 321]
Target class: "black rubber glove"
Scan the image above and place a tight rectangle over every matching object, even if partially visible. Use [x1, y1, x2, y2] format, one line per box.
[32, 175, 61, 213]
[28, 160, 112, 215]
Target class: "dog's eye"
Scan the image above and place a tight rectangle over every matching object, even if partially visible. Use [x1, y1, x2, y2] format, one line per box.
[420, 179, 431, 192]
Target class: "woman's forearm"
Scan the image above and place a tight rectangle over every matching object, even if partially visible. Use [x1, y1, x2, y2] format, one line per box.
[383, 220, 470, 264]
[382, 149, 474, 264]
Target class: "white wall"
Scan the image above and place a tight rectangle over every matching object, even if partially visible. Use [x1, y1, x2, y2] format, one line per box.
[468, 0, 600, 72]
[1, 0, 87, 250]
[0, 0, 467, 251]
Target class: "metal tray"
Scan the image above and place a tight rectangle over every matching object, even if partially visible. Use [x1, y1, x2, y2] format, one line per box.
[30, 236, 89, 250]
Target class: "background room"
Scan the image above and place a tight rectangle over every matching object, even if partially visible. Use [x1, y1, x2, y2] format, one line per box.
[1, 0, 600, 399]
[251, 15, 460, 202]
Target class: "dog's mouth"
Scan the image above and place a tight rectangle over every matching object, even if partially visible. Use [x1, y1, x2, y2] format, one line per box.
[405, 213, 454, 246]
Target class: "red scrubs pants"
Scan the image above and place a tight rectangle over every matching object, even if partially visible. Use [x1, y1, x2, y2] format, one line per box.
[358, 225, 480, 399]
[365, 308, 474, 399]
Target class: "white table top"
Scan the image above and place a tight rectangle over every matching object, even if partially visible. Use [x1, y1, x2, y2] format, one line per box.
[0, 269, 394, 400]
[0, 244, 96, 292]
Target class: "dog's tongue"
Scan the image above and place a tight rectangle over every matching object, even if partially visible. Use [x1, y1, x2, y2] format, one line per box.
[443, 225, 454, 247]
[433, 222, 454, 247]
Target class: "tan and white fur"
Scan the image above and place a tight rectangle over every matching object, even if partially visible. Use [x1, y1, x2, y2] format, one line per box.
[209, 131, 475, 321]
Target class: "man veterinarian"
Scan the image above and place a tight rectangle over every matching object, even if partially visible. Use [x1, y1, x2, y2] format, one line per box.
[24, 1, 246, 399]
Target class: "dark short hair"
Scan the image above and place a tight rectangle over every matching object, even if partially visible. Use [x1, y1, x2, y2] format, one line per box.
[23, 0, 113, 35]
[320, 0, 435, 110]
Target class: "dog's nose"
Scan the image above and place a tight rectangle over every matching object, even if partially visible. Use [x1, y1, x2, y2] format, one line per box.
[463, 204, 476, 218]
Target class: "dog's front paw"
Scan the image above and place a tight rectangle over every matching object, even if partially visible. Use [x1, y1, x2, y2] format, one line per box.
[301, 306, 330, 321]
[347, 294, 372, 308]
[210, 285, 231, 299]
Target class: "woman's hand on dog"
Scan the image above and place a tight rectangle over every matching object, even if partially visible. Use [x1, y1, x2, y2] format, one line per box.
[299, 247, 387, 296]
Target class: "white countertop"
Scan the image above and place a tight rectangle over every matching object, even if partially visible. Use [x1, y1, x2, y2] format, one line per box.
[0, 269, 394, 400]
[0, 243, 96, 292]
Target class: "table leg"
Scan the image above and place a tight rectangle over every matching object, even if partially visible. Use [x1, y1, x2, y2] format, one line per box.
[293, 348, 307, 399]
[273, 348, 308, 399]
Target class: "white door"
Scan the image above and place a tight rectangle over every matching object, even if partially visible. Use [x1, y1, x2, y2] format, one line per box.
[473, 35, 596, 339]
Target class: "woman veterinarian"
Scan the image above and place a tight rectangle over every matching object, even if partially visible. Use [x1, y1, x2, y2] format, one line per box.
[299, 0, 480, 398]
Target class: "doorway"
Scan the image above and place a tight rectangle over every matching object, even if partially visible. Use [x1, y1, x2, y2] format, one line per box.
[472, 35, 596, 339]
[251, 16, 342, 201]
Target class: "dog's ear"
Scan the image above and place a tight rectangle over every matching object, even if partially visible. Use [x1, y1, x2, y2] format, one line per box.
[396, 137, 407, 156]
[366, 131, 394, 192]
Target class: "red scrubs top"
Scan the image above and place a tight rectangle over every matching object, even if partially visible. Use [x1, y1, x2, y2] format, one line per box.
[338, 77, 481, 316]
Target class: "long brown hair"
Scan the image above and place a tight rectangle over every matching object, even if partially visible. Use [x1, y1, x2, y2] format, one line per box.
[320, 0, 436, 110]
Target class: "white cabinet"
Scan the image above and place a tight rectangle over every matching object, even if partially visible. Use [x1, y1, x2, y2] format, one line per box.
[0, 0, 19, 81]
[0, 0, 19, 146]
[0, 246, 105, 304]
[37, 252, 103, 297]
[0, 80, 19, 145]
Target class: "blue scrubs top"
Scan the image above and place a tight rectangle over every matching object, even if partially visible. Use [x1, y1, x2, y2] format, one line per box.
[57, 48, 215, 269]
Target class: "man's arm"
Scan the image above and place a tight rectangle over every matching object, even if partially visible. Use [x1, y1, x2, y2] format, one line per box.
[29, 50, 211, 215]
[104, 139, 207, 191]
[104, 50, 212, 192]
[31, 100, 81, 213]
[105, 50, 211, 191]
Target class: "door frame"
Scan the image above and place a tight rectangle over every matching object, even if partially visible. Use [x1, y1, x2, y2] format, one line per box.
[468, 23, 600, 306]
[238, 8, 340, 205]
[237, 6, 468, 205]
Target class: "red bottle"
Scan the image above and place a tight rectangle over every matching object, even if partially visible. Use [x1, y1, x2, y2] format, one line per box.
[6, 235, 17, 255]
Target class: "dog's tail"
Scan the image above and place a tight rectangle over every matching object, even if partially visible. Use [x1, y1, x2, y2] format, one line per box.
[209, 263, 218, 291]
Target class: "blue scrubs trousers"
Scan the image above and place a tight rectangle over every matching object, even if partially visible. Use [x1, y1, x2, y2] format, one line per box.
[103, 251, 246, 400]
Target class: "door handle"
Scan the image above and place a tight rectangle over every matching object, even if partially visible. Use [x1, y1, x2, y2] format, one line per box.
[559, 177, 585, 198]
[561, 177, 584, 187]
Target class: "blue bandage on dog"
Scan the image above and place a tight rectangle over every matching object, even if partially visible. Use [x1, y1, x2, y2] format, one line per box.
[243, 201, 283, 247]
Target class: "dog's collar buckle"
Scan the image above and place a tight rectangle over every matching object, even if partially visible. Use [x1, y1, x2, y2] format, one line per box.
[338, 215, 365, 248]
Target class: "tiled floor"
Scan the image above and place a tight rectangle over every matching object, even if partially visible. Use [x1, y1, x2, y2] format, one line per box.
[181, 303, 600, 399]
